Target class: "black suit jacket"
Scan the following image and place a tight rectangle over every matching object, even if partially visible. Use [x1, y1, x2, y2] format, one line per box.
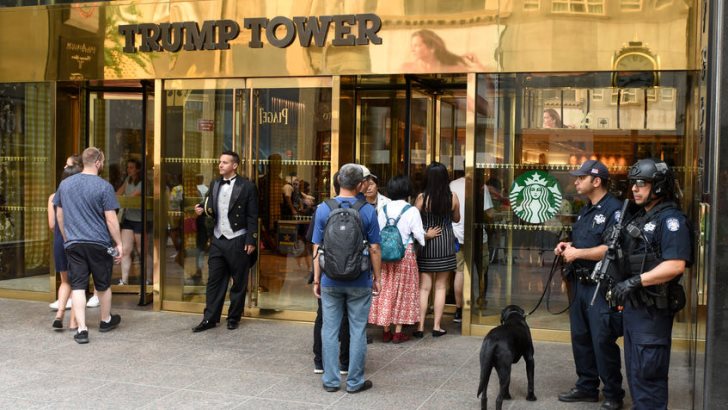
[201, 176, 259, 246]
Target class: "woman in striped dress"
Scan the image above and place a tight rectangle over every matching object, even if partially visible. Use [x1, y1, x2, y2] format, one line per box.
[368, 175, 426, 343]
[414, 162, 460, 338]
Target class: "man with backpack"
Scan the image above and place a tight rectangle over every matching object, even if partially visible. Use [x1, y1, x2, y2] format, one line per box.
[312, 163, 381, 394]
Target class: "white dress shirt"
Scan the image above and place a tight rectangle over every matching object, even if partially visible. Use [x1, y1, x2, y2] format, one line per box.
[214, 177, 246, 239]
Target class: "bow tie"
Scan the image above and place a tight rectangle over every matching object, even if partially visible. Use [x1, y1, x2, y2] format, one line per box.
[221, 179, 233, 185]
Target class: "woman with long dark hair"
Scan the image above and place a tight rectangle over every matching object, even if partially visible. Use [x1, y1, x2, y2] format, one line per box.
[414, 162, 460, 338]
[117, 158, 143, 285]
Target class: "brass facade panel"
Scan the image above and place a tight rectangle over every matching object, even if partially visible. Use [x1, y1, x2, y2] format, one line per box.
[0, 1, 700, 82]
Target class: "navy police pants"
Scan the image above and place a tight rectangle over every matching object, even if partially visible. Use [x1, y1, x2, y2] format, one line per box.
[623, 303, 674, 410]
[569, 279, 625, 401]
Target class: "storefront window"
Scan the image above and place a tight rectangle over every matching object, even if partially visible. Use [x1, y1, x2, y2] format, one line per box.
[472, 72, 693, 333]
[0, 83, 53, 293]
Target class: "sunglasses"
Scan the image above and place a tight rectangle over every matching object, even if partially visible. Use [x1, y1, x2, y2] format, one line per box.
[631, 179, 648, 188]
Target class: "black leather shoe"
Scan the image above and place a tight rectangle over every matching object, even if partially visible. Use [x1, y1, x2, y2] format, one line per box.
[322, 384, 339, 393]
[347, 380, 373, 394]
[601, 399, 624, 410]
[558, 388, 599, 403]
[227, 320, 239, 330]
[192, 320, 216, 333]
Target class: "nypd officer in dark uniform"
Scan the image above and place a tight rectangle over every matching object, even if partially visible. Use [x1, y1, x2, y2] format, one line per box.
[193, 150, 258, 332]
[555, 160, 625, 410]
[612, 159, 692, 410]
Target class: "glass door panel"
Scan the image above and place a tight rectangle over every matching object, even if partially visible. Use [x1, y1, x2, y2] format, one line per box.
[252, 82, 331, 312]
[438, 95, 467, 175]
[88, 87, 153, 299]
[359, 90, 431, 193]
[160, 80, 245, 306]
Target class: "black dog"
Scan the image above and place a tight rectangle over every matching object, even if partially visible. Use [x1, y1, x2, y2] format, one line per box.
[477, 305, 536, 410]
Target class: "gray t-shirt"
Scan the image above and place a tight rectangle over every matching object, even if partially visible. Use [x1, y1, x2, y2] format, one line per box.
[53, 173, 120, 248]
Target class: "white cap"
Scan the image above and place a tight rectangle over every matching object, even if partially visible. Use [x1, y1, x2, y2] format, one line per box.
[360, 165, 371, 179]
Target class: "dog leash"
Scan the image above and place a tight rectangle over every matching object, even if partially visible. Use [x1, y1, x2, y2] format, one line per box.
[525, 255, 572, 317]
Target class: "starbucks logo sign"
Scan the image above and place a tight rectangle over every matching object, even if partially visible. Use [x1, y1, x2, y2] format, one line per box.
[509, 171, 562, 224]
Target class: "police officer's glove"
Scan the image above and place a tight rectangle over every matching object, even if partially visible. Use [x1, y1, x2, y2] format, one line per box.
[612, 275, 642, 305]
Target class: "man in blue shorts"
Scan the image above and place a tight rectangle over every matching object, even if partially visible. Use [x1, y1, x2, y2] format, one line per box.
[55, 147, 123, 344]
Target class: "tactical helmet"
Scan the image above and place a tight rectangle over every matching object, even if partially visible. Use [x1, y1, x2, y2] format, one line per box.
[628, 158, 674, 197]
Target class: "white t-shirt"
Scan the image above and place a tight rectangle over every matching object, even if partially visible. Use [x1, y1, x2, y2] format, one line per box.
[377, 199, 426, 247]
[450, 177, 494, 245]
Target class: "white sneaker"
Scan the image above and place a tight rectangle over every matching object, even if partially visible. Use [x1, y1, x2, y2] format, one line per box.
[49, 299, 72, 311]
[86, 295, 100, 308]
[118, 279, 127, 286]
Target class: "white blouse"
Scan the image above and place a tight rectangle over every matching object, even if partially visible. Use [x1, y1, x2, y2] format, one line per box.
[377, 199, 426, 247]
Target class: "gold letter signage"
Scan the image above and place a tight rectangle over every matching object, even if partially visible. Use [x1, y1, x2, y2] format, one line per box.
[119, 14, 382, 53]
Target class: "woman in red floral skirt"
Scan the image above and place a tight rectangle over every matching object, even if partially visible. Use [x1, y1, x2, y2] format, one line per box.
[368, 175, 429, 343]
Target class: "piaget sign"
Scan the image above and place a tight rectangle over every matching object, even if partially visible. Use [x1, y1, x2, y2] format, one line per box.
[509, 171, 563, 224]
[119, 14, 382, 53]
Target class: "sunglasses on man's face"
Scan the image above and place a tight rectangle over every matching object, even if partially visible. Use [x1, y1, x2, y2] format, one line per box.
[631, 179, 648, 188]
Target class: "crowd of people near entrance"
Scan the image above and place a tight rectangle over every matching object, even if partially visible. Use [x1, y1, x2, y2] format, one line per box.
[47, 148, 692, 408]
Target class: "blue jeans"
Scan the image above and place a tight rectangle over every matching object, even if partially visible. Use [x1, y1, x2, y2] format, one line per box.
[321, 286, 372, 391]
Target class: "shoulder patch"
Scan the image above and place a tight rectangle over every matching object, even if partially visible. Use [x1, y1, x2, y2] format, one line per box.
[666, 218, 680, 232]
[614, 210, 622, 223]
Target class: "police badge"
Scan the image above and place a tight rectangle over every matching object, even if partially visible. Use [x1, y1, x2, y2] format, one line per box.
[666, 218, 680, 232]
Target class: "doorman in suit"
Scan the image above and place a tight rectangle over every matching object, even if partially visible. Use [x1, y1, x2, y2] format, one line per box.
[193, 151, 258, 332]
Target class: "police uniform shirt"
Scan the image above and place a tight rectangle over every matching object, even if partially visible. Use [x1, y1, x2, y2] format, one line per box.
[634, 203, 692, 265]
[571, 193, 622, 268]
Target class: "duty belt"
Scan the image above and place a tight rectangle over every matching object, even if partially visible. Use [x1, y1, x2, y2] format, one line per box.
[571, 266, 597, 285]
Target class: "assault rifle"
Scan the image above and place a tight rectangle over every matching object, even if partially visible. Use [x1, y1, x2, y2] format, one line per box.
[589, 199, 630, 307]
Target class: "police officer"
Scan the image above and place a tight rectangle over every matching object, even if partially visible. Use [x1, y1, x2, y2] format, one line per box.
[555, 160, 625, 410]
[612, 159, 692, 410]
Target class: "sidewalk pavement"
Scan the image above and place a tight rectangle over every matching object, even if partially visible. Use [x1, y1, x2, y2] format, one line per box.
[0, 298, 692, 409]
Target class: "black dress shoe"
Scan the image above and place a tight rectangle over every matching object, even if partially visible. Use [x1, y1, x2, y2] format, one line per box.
[558, 388, 599, 403]
[192, 320, 216, 333]
[227, 320, 239, 330]
[601, 399, 624, 410]
[322, 384, 339, 392]
[347, 380, 373, 394]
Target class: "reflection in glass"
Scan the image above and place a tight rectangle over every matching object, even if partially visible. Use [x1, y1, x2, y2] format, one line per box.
[255, 87, 330, 312]
[162, 88, 238, 303]
[0, 83, 52, 292]
[473, 72, 692, 337]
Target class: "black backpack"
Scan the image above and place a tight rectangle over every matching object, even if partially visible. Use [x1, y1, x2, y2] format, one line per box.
[318, 198, 370, 281]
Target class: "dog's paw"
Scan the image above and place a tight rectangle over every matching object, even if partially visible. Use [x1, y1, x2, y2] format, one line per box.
[526, 393, 537, 401]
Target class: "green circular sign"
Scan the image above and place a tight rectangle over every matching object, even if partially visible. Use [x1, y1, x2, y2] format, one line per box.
[509, 170, 563, 224]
